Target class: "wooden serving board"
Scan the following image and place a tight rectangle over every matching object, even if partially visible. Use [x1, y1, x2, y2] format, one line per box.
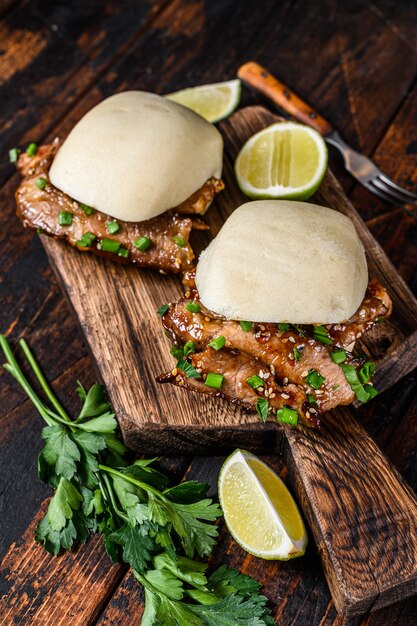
[41, 106, 417, 616]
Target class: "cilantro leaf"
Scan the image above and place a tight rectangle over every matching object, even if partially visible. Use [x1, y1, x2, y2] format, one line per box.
[38, 425, 80, 486]
[77, 383, 111, 420]
[106, 523, 154, 572]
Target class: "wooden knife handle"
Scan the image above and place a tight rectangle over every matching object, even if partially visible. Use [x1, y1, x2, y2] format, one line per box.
[284, 406, 417, 616]
[238, 61, 333, 136]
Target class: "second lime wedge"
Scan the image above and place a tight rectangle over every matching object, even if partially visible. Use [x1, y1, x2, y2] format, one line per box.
[165, 79, 241, 123]
[235, 121, 328, 200]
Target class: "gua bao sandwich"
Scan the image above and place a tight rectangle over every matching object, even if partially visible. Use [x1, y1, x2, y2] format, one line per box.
[13, 92, 224, 273]
[157, 200, 392, 428]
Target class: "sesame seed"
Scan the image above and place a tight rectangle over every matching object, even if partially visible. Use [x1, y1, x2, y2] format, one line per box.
[204, 316, 210, 321]
[185, 290, 190, 298]
[258, 370, 264, 379]
[171, 368, 178, 376]
[263, 372, 270, 379]
[281, 392, 290, 399]
[306, 411, 311, 419]
[288, 353, 294, 360]
[281, 338, 288, 344]
[288, 336, 295, 343]
[269, 393, 276, 399]
[175, 375, 181, 382]
[302, 370, 309, 377]
[259, 324, 265, 331]
[270, 365, 275, 374]
[316, 389, 324, 396]
[310, 407, 317, 413]
[178, 380, 184, 386]
[283, 377, 289, 384]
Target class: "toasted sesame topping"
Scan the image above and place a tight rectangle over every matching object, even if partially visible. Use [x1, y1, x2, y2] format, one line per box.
[302, 370, 309, 378]
[281, 393, 290, 399]
[288, 336, 295, 343]
[171, 368, 178, 376]
[283, 377, 289, 384]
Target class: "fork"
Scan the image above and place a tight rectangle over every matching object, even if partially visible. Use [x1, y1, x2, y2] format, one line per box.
[237, 62, 417, 214]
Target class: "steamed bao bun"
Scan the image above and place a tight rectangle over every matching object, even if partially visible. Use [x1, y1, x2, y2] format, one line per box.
[49, 91, 223, 222]
[195, 200, 368, 324]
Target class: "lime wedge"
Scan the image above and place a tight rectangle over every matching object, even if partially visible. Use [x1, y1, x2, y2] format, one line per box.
[219, 449, 307, 560]
[165, 79, 241, 123]
[235, 121, 328, 200]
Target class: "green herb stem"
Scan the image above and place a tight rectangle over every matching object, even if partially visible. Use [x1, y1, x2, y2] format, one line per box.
[98, 464, 161, 498]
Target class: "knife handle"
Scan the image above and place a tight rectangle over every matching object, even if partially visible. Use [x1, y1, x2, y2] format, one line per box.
[237, 61, 333, 137]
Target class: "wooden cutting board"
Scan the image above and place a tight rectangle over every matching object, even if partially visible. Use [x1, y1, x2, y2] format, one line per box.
[41, 106, 417, 616]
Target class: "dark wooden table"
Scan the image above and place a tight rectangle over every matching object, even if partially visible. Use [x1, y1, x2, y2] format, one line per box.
[1, 1, 417, 624]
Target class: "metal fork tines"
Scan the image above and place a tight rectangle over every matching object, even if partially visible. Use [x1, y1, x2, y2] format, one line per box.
[326, 131, 417, 212]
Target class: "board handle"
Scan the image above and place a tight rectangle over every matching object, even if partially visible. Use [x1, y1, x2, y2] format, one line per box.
[283, 406, 417, 616]
[237, 61, 333, 136]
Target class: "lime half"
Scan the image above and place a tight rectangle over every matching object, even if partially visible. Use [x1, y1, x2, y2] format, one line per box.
[165, 79, 241, 123]
[235, 121, 328, 200]
[219, 449, 307, 560]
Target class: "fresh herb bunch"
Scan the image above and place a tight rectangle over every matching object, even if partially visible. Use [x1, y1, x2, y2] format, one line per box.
[0, 335, 274, 625]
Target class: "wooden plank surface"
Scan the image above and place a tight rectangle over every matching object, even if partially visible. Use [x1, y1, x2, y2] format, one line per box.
[1, 1, 417, 624]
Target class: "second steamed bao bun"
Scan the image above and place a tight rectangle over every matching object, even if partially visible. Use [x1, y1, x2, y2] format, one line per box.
[196, 200, 368, 324]
[49, 91, 223, 222]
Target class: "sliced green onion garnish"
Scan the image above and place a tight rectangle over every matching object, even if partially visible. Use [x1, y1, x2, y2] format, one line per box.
[277, 406, 298, 425]
[170, 345, 184, 360]
[80, 203, 94, 216]
[364, 384, 378, 399]
[292, 324, 306, 337]
[186, 301, 200, 313]
[305, 369, 325, 390]
[246, 374, 264, 389]
[183, 341, 195, 356]
[176, 359, 201, 379]
[173, 236, 186, 247]
[313, 325, 332, 344]
[9, 148, 19, 163]
[35, 177, 48, 190]
[101, 238, 121, 254]
[118, 247, 129, 259]
[239, 321, 252, 332]
[76, 232, 96, 248]
[256, 397, 269, 423]
[277, 323, 289, 332]
[293, 346, 302, 361]
[26, 143, 37, 157]
[340, 364, 373, 403]
[307, 393, 317, 405]
[331, 348, 347, 364]
[134, 236, 152, 252]
[157, 304, 169, 316]
[106, 221, 120, 235]
[208, 335, 225, 351]
[58, 211, 73, 226]
[332, 384, 339, 391]
[358, 361, 376, 384]
[205, 372, 224, 389]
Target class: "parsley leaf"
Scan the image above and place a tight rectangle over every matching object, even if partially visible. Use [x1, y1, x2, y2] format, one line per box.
[106, 523, 154, 572]
[38, 425, 80, 486]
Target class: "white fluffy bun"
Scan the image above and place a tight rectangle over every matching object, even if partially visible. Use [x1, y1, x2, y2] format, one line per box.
[196, 200, 368, 324]
[49, 91, 223, 222]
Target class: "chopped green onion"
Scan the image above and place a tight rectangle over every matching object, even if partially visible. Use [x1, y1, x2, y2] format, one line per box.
[307, 393, 317, 405]
[80, 203, 94, 216]
[170, 345, 184, 360]
[101, 238, 121, 254]
[106, 221, 120, 235]
[239, 321, 252, 332]
[26, 143, 37, 157]
[305, 369, 325, 390]
[36, 228, 43, 235]
[277, 406, 299, 425]
[58, 211, 73, 226]
[277, 323, 289, 332]
[173, 236, 186, 247]
[332, 384, 339, 391]
[340, 364, 372, 403]
[186, 301, 200, 313]
[35, 177, 48, 190]
[9, 148, 19, 163]
[364, 384, 378, 399]
[76, 232, 96, 248]
[292, 324, 306, 337]
[293, 346, 302, 361]
[118, 247, 129, 259]
[183, 341, 195, 356]
[246, 374, 264, 389]
[208, 336, 225, 351]
[157, 304, 169, 316]
[176, 359, 201, 379]
[256, 397, 269, 423]
[331, 348, 347, 364]
[313, 325, 332, 345]
[134, 236, 152, 252]
[358, 361, 376, 384]
[205, 372, 224, 389]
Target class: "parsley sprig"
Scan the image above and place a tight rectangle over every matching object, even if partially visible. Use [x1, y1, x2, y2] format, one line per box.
[0, 335, 274, 625]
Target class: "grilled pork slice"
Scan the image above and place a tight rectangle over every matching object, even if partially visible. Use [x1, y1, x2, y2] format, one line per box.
[161, 290, 358, 411]
[157, 347, 319, 427]
[15, 143, 223, 274]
